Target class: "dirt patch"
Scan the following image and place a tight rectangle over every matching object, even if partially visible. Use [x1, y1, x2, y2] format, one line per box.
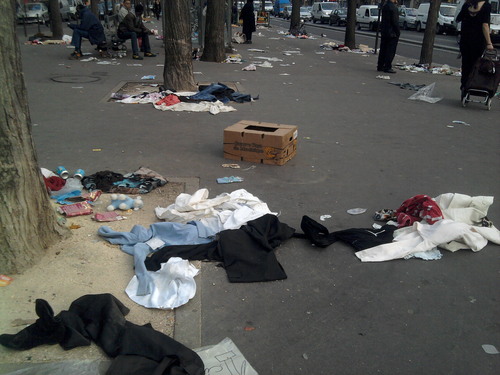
[0, 182, 188, 364]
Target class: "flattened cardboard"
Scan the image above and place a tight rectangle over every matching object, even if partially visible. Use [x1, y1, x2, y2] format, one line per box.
[223, 120, 298, 165]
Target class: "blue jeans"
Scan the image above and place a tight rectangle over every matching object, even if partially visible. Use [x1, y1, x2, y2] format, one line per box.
[118, 30, 151, 55]
[71, 29, 89, 51]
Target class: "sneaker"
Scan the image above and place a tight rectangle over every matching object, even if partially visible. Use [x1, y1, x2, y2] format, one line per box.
[144, 52, 156, 57]
[132, 54, 144, 60]
[69, 51, 82, 60]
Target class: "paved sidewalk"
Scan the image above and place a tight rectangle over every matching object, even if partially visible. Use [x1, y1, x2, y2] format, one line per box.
[1, 19, 499, 374]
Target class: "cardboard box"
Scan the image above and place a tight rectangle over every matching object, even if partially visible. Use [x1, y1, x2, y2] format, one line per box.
[224, 120, 298, 165]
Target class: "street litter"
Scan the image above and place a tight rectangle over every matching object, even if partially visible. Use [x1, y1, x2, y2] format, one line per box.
[254, 56, 283, 62]
[0, 275, 13, 287]
[242, 64, 257, 71]
[283, 50, 301, 54]
[320, 215, 332, 221]
[258, 60, 273, 68]
[141, 75, 156, 80]
[248, 48, 266, 52]
[347, 208, 367, 215]
[93, 211, 126, 222]
[376, 75, 391, 80]
[315, 52, 326, 55]
[225, 54, 243, 63]
[217, 176, 244, 184]
[388, 82, 426, 91]
[280, 73, 290, 75]
[408, 82, 442, 103]
[222, 163, 241, 168]
[195, 337, 259, 375]
[58, 202, 93, 217]
[482, 344, 500, 354]
[80, 57, 97, 62]
[126, 63, 143, 66]
[452, 120, 471, 126]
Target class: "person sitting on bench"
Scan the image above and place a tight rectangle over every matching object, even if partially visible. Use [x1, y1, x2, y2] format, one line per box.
[117, 3, 156, 60]
[68, 3, 107, 59]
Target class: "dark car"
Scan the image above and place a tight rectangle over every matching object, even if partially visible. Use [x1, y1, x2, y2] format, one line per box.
[329, 8, 347, 26]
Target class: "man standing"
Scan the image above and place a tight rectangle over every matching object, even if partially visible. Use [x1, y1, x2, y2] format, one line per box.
[118, 3, 156, 60]
[377, 0, 400, 73]
[239, 0, 256, 44]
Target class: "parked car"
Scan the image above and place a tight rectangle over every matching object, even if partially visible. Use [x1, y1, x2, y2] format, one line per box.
[17, 2, 50, 24]
[399, 7, 417, 30]
[283, 5, 292, 19]
[300, 6, 311, 21]
[311, 2, 338, 24]
[329, 8, 347, 26]
[356, 4, 379, 31]
[415, 3, 456, 34]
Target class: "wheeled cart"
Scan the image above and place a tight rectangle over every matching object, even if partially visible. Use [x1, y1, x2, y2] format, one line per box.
[462, 49, 500, 110]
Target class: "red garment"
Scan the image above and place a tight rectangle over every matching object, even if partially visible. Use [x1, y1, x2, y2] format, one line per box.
[155, 94, 180, 106]
[44, 176, 66, 192]
[395, 194, 443, 228]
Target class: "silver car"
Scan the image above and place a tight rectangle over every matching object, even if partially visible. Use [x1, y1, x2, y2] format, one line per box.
[17, 2, 50, 24]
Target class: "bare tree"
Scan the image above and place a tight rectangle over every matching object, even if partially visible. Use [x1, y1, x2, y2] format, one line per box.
[344, 0, 357, 49]
[289, 0, 301, 34]
[201, 0, 225, 62]
[419, 0, 442, 65]
[48, 0, 63, 39]
[0, 1, 67, 274]
[163, 0, 197, 90]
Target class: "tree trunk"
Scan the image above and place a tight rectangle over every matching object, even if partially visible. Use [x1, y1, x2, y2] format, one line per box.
[0, 1, 68, 274]
[289, 0, 301, 34]
[48, 0, 63, 39]
[419, 0, 441, 65]
[163, 0, 197, 91]
[201, 0, 225, 62]
[344, 0, 357, 49]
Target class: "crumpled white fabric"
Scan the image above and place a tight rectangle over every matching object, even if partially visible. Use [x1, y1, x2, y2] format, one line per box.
[356, 219, 500, 262]
[125, 257, 199, 309]
[153, 100, 236, 114]
[155, 188, 275, 232]
[434, 193, 493, 225]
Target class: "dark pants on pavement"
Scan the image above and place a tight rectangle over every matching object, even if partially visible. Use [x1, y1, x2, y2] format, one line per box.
[118, 30, 151, 55]
[377, 36, 399, 71]
[71, 29, 89, 51]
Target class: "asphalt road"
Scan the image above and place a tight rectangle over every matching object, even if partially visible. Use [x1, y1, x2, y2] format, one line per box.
[272, 17, 461, 67]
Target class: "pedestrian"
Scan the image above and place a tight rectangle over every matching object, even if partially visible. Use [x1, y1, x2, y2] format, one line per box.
[456, 0, 494, 98]
[153, 0, 161, 21]
[118, 3, 157, 60]
[117, 0, 132, 23]
[377, 0, 400, 74]
[68, 2, 107, 59]
[239, 0, 256, 44]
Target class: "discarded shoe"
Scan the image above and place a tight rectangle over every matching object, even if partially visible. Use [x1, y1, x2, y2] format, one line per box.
[144, 52, 156, 57]
[132, 54, 144, 60]
[0, 299, 65, 350]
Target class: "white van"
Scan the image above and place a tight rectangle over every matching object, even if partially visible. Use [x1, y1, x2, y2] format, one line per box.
[415, 3, 457, 34]
[453, 0, 500, 37]
[356, 5, 379, 31]
[311, 2, 339, 24]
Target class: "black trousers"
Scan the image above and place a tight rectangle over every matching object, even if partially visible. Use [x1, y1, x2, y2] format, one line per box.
[377, 36, 399, 71]
[460, 41, 485, 89]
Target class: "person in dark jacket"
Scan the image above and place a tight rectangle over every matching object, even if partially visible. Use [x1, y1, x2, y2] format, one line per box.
[152, 0, 161, 20]
[377, 0, 400, 73]
[68, 3, 106, 59]
[456, 0, 494, 97]
[118, 3, 156, 60]
[239, 0, 256, 44]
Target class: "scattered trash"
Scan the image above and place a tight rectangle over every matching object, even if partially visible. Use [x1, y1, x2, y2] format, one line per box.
[347, 208, 367, 215]
[242, 64, 257, 71]
[69, 224, 81, 230]
[241, 165, 256, 171]
[195, 337, 259, 375]
[482, 344, 499, 354]
[302, 353, 309, 360]
[222, 163, 241, 169]
[452, 120, 471, 126]
[388, 82, 426, 91]
[248, 48, 265, 52]
[0, 275, 13, 287]
[320, 215, 331, 221]
[80, 57, 97, 62]
[57, 202, 93, 217]
[408, 82, 442, 103]
[93, 211, 126, 222]
[141, 75, 156, 80]
[244, 326, 256, 331]
[376, 75, 391, 80]
[259, 60, 273, 68]
[217, 176, 244, 184]
[225, 54, 243, 63]
[92, 148, 102, 152]
[126, 63, 143, 66]
[315, 51, 326, 55]
[254, 56, 283, 62]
